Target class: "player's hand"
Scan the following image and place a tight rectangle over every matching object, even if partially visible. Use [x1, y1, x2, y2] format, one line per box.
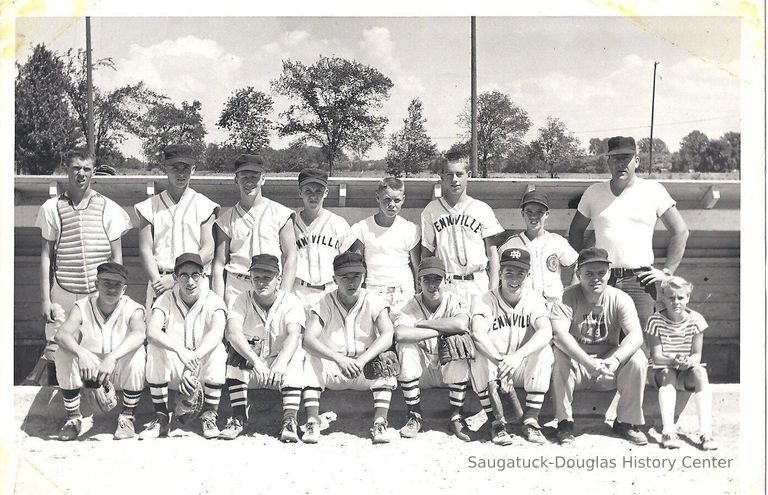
[675, 354, 691, 370]
[249, 358, 271, 385]
[268, 361, 288, 390]
[599, 355, 621, 377]
[152, 275, 175, 296]
[336, 356, 362, 379]
[585, 356, 607, 377]
[41, 300, 55, 323]
[177, 348, 199, 371]
[498, 352, 523, 379]
[77, 349, 101, 383]
[637, 267, 670, 285]
[96, 355, 117, 385]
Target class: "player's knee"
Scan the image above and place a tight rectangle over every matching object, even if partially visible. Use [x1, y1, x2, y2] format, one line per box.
[624, 350, 647, 373]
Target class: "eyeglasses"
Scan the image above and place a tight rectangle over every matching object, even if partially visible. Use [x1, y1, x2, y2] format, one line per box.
[177, 273, 203, 283]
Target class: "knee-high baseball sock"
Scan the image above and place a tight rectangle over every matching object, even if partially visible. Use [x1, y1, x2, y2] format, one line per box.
[303, 387, 322, 422]
[694, 390, 712, 436]
[658, 385, 677, 435]
[226, 378, 248, 419]
[448, 381, 468, 420]
[148, 382, 169, 416]
[281, 387, 301, 421]
[372, 388, 392, 423]
[523, 391, 545, 427]
[62, 388, 82, 419]
[399, 379, 422, 416]
[203, 383, 223, 414]
[477, 389, 493, 417]
[121, 390, 143, 417]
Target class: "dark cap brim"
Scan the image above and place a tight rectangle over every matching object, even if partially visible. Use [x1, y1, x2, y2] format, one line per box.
[97, 272, 127, 283]
[418, 268, 446, 278]
[500, 260, 531, 270]
[579, 258, 611, 266]
[334, 266, 366, 275]
[249, 263, 279, 274]
[164, 157, 196, 166]
[236, 164, 264, 174]
[521, 198, 549, 209]
[604, 148, 636, 156]
[299, 178, 328, 187]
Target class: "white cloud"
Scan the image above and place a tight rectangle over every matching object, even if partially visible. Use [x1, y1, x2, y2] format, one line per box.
[359, 27, 424, 93]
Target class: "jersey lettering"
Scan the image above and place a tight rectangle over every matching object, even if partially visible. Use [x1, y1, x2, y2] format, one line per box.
[296, 234, 341, 250]
[433, 214, 482, 234]
[492, 313, 531, 332]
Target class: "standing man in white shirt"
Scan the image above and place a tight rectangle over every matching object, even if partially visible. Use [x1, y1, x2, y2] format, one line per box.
[568, 136, 689, 330]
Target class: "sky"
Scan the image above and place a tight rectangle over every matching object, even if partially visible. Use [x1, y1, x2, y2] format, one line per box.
[15, 15, 741, 160]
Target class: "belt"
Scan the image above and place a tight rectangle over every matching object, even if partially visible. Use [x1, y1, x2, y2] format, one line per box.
[448, 273, 476, 281]
[227, 271, 250, 281]
[158, 268, 174, 275]
[369, 285, 403, 294]
[297, 279, 329, 290]
[611, 267, 651, 277]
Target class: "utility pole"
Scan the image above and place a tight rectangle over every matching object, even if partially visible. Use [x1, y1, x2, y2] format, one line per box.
[649, 61, 658, 175]
[86, 17, 95, 157]
[470, 16, 478, 177]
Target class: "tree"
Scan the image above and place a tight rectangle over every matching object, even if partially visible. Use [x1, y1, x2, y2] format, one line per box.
[458, 90, 531, 178]
[217, 87, 273, 152]
[637, 137, 670, 172]
[141, 100, 207, 165]
[385, 99, 437, 177]
[529, 117, 583, 178]
[271, 56, 393, 176]
[721, 131, 741, 170]
[700, 133, 740, 172]
[677, 130, 709, 171]
[15, 44, 80, 174]
[588, 137, 609, 156]
[638, 137, 669, 154]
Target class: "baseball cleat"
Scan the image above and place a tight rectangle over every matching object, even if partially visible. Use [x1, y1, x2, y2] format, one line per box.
[612, 421, 648, 446]
[57, 417, 82, 441]
[556, 420, 575, 445]
[302, 419, 320, 444]
[113, 414, 136, 440]
[490, 421, 514, 446]
[521, 423, 547, 445]
[660, 433, 682, 449]
[698, 434, 718, 451]
[399, 412, 422, 439]
[448, 416, 473, 442]
[139, 413, 170, 440]
[200, 410, 220, 439]
[218, 416, 245, 440]
[371, 420, 390, 444]
[279, 417, 300, 443]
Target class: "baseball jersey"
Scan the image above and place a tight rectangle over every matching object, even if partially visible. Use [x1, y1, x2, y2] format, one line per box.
[499, 231, 578, 300]
[36, 190, 131, 244]
[311, 289, 389, 358]
[577, 178, 675, 268]
[151, 287, 227, 350]
[421, 196, 503, 275]
[341, 215, 420, 287]
[227, 289, 306, 359]
[471, 287, 549, 355]
[294, 209, 349, 285]
[216, 198, 294, 275]
[134, 188, 219, 271]
[73, 294, 145, 354]
[644, 309, 708, 360]
[393, 292, 468, 355]
[550, 284, 641, 355]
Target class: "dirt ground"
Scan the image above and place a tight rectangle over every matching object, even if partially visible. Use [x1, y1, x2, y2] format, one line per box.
[10, 402, 742, 495]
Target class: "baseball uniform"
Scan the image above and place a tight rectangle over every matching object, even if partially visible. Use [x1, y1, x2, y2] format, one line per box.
[293, 209, 349, 306]
[421, 196, 503, 303]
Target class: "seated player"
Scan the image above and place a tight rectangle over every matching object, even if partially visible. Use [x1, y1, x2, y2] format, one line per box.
[470, 248, 554, 445]
[141, 253, 228, 440]
[550, 247, 648, 446]
[218, 254, 306, 442]
[393, 257, 473, 441]
[646, 276, 717, 450]
[54, 262, 146, 441]
[302, 252, 397, 444]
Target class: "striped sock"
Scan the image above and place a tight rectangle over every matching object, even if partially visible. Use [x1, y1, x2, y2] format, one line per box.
[202, 382, 223, 414]
[281, 387, 302, 420]
[226, 379, 248, 418]
[399, 379, 422, 415]
[121, 390, 142, 417]
[62, 388, 81, 419]
[523, 391, 545, 426]
[448, 381, 468, 409]
[148, 382, 169, 415]
[303, 387, 322, 421]
[477, 389, 493, 416]
[372, 387, 392, 422]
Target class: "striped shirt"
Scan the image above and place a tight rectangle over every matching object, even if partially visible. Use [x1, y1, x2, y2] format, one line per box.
[644, 309, 708, 358]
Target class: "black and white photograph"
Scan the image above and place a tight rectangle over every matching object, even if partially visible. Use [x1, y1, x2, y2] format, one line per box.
[2, 1, 764, 494]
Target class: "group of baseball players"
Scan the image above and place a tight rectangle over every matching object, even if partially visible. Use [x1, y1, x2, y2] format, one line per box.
[36, 136, 717, 450]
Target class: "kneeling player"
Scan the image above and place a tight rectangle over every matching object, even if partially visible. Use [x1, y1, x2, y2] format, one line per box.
[394, 257, 473, 441]
[302, 252, 397, 444]
[218, 254, 306, 442]
[470, 248, 554, 445]
[142, 253, 228, 440]
[54, 262, 146, 440]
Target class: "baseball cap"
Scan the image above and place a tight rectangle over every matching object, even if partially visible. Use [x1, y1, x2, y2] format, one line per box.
[249, 254, 280, 274]
[174, 253, 204, 272]
[97, 262, 128, 283]
[417, 257, 446, 278]
[333, 252, 366, 275]
[500, 248, 531, 270]
[163, 144, 197, 166]
[298, 168, 328, 188]
[577, 247, 611, 266]
[234, 154, 266, 174]
[605, 136, 636, 156]
[520, 190, 549, 210]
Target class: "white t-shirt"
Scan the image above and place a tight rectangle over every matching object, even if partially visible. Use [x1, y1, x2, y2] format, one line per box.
[470, 287, 549, 355]
[341, 215, 420, 287]
[294, 209, 350, 285]
[421, 196, 503, 276]
[227, 290, 305, 359]
[577, 178, 675, 268]
[499, 231, 578, 301]
[36, 190, 131, 243]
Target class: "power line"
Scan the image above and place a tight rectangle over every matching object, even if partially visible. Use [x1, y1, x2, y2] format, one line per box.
[570, 115, 739, 135]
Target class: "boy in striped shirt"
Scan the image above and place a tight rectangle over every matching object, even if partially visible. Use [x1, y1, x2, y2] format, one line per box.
[645, 276, 717, 451]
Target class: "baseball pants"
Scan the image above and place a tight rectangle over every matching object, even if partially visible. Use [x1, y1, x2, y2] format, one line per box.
[145, 341, 227, 388]
[397, 342, 470, 386]
[552, 346, 646, 425]
[55, 345, 146, 391]
[469, 345, 554, 394]
[442, 271, 489, 306]
[304, 355, 397, 391]
[226, 347, 307, 389]
[367, 283, 414, 312]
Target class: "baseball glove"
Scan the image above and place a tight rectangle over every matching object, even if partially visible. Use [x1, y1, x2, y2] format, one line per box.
[438, 333, 476, 366]
[363, 350, 400, 380]
[174, 367, 204, 423]
[82, 380, 118, 414]
[225, 337, 265, 370]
